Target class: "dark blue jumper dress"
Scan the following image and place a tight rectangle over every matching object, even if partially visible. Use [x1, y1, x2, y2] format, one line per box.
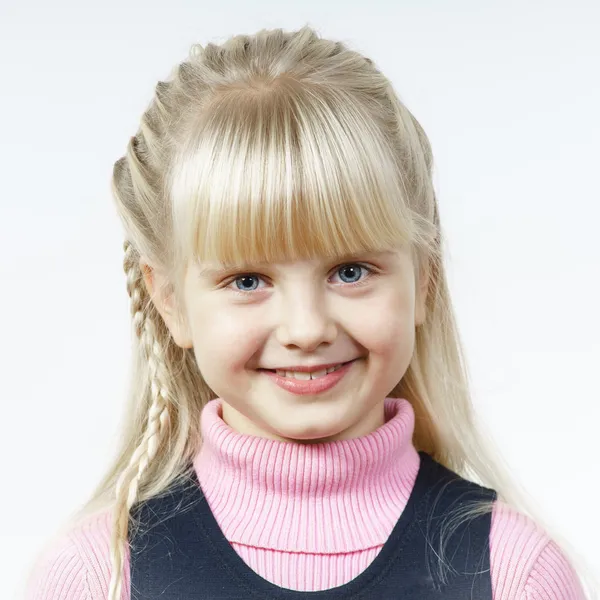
[128, 451, 496, 599]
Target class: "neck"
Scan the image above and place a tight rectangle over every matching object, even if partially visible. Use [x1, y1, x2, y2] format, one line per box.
[192, 397, 421, 553]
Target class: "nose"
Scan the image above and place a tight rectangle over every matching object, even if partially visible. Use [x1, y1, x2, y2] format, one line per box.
[275, 288, 337, 351]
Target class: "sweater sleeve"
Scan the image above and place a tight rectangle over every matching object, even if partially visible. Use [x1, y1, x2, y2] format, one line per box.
[24, 509, 129, 600]
[490, 500, 586, 600]
[24, 533, 91, 600]
[523, 539, 587, 600]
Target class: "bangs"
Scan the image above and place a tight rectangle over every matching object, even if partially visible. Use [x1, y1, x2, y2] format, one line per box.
[168, 81, 417, 269]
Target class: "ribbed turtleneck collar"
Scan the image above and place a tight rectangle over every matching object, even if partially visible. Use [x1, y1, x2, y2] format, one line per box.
[192, 397, 421, 553]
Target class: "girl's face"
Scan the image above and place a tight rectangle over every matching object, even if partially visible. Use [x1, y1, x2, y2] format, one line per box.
[147, 247, 428, 443]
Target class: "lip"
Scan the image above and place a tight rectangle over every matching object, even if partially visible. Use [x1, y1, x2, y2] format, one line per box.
[259, 358, 359, 396]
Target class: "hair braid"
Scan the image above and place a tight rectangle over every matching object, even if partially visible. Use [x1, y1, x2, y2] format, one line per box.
[107, 240, 173, 600]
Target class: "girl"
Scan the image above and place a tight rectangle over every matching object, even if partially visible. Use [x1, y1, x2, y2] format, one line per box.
[25, 25, 596, 600]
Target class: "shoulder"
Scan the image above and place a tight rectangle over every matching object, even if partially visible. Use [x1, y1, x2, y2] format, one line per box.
[24, 508, 129, 600]
[490, 499, 586, 600]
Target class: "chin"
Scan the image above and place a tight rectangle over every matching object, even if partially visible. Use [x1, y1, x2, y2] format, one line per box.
[278, 429, 346, 444]
[268, 414, 351, 444]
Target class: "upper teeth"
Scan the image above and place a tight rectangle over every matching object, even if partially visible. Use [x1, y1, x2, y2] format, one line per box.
[276, 363, 345, 380]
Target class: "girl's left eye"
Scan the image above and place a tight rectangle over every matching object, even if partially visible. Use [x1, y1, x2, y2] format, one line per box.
[330, 263, 374, 285]
[226, 263, 376, 294]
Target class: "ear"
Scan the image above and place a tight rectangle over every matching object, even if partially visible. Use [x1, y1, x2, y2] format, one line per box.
[139, 258, 194, 349]
[414, 260, 430, 327]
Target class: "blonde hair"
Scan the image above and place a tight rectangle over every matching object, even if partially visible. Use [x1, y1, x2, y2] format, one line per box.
[67, 25, 596, 599]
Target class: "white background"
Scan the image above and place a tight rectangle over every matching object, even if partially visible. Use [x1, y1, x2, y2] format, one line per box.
[1, 0, 598, 597]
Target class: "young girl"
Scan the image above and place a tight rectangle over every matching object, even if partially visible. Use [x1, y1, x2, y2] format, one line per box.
[25, 25, 596, 600]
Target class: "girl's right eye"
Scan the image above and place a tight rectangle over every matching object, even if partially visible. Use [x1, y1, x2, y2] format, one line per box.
[229, 274, 266, 293]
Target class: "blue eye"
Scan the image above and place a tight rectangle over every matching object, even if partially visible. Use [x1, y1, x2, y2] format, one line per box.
[233, 274, 263, 291]
[334, 264, 366, 284]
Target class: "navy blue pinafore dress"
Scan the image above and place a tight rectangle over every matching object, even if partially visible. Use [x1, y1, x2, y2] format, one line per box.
[128, 451, 496, 599]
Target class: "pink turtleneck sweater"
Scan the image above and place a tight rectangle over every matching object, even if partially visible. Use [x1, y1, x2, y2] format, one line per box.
[25, 397, 585, 599]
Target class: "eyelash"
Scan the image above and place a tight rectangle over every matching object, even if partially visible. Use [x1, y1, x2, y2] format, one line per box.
[223, 263, 378, 298]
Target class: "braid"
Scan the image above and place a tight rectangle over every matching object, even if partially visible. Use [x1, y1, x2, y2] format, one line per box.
[107, 240, 173, 600]
[123, 240, 146, 338]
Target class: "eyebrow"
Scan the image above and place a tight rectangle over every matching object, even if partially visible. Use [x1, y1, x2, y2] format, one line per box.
[196, 250, 397, 277]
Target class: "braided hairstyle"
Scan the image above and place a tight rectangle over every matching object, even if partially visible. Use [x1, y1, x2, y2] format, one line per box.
[105, 242, 175, 600]
[106, 88, 216, 595]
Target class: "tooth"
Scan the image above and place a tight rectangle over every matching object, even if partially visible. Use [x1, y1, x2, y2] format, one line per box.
[310, 368, 328, 379]
[290, 371, 311, 380]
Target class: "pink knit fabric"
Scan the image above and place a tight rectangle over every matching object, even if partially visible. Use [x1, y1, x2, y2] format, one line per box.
[25, 397, 586, 599]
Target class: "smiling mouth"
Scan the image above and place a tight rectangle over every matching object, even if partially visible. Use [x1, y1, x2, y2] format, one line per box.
[266, 363, 348, 380]
[258, 359, 358, 380]
[257, 358, 360, 395]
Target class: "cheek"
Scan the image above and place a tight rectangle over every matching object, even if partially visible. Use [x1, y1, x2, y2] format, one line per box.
[191, 305, 265, 372]
[347, 291, 416, 357]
